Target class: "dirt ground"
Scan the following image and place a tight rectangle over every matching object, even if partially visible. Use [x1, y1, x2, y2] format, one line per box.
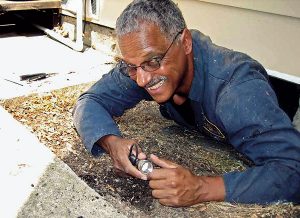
[1, 83, 299, 217]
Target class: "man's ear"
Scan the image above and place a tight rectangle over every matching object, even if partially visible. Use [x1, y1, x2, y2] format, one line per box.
[181, 28, 193, 55]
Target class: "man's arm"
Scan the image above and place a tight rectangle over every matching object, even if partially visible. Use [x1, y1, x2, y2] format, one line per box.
[217, 78, 300, 204]
[73, 67, 150, 155]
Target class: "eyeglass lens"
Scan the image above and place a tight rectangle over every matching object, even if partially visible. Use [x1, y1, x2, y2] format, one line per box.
[121, 30, 183, 76]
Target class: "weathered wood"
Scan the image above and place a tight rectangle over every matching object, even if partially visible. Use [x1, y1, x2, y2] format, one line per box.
[0, 0, 61, 12]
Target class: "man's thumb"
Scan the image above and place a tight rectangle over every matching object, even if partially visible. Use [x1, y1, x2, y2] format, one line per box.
[150, 154, 177, 169]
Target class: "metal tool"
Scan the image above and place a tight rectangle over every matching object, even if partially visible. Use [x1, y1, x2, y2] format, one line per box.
[19, 73, 57, 82]
[128, 144, 154, 175]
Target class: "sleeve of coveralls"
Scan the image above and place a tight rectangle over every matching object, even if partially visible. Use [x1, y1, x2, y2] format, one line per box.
[216, 78, 300, 204]
[72, 67, 150, 156]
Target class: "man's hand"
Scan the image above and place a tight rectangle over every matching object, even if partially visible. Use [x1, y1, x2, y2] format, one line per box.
[98, 135, 147, 180]
[148, 154, 225, 207]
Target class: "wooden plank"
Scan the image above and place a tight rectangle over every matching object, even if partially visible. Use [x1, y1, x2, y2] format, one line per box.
[196, 0, 300, 19]
[0, 0, 61, 11]
[267, 69, 300, 85]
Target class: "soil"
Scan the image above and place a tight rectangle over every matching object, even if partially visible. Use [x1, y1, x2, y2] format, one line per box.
[1, 83, 299, 217]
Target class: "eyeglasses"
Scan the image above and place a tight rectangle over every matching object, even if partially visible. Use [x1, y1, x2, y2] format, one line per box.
[119, 30, 183, 77]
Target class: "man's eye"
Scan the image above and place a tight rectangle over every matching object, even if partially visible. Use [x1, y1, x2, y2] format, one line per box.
[147, 58, 160, 67]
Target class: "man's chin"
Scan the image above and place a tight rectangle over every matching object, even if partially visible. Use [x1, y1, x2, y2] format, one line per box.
[150, 94, 171, 104]
[146, 85, 173, 104]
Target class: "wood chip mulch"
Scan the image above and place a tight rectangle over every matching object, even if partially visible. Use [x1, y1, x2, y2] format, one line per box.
[1, 83, 299, 217]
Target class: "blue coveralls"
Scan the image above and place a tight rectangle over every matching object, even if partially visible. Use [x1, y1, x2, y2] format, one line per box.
[73, 30, 300, 204]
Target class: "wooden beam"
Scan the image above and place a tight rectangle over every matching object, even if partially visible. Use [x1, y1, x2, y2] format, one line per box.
[0, 0, 61, 12]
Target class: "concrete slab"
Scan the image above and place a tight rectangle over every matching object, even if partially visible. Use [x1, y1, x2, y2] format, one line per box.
[0, 32, 114, 99]
[0, 31, 121, 217]
[17, 158, 127, 218]
[0, 106, 54, 218]
[0, 106, 127, 218]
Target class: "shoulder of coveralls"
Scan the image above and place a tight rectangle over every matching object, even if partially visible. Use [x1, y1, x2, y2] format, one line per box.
[190, 29, 268, 88]
[189, 28, 270, 106]
[207, 44, 269, 99]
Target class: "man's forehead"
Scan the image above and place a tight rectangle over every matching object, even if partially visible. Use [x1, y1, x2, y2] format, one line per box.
[117, 27, 169, 63]
[118, 23, 168, 46]
[118, 45, 160, 65]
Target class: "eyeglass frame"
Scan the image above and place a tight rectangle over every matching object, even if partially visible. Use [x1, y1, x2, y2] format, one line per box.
[118, 30, 184, 77]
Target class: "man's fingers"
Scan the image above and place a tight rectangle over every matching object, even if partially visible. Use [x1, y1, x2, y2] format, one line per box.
[149, 176, 170, 189]
[125, 159, 148, 180]
[137, 151, 147, 160]
[158, 198, 174, 207]
[148, 167, 177, 181]
[127, 143, 146, 159]
[152, 189, 172, 199]
[151, 188, 184, 207]
[150, 154, 178, 168]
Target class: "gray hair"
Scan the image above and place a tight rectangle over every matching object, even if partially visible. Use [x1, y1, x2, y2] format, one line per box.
[116, 0, 186, 41]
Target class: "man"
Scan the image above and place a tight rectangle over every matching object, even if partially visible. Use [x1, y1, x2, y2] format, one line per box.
[73, 0, 300, 206]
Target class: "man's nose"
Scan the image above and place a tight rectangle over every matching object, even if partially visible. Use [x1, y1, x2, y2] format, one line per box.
[136, 67, 152, 88]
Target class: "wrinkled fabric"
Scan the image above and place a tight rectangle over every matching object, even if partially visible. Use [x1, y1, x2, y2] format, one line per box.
[73, 30, 300, 204]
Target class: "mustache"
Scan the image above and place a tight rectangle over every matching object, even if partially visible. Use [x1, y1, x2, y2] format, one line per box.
[145, 76, 167, 89]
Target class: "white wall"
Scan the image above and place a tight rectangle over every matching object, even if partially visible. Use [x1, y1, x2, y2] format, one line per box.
[62, 0, 300, 81]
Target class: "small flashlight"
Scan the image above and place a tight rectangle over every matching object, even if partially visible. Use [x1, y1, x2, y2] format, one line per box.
[129, 144, 154, 175]
[137, 159, 154, 174]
